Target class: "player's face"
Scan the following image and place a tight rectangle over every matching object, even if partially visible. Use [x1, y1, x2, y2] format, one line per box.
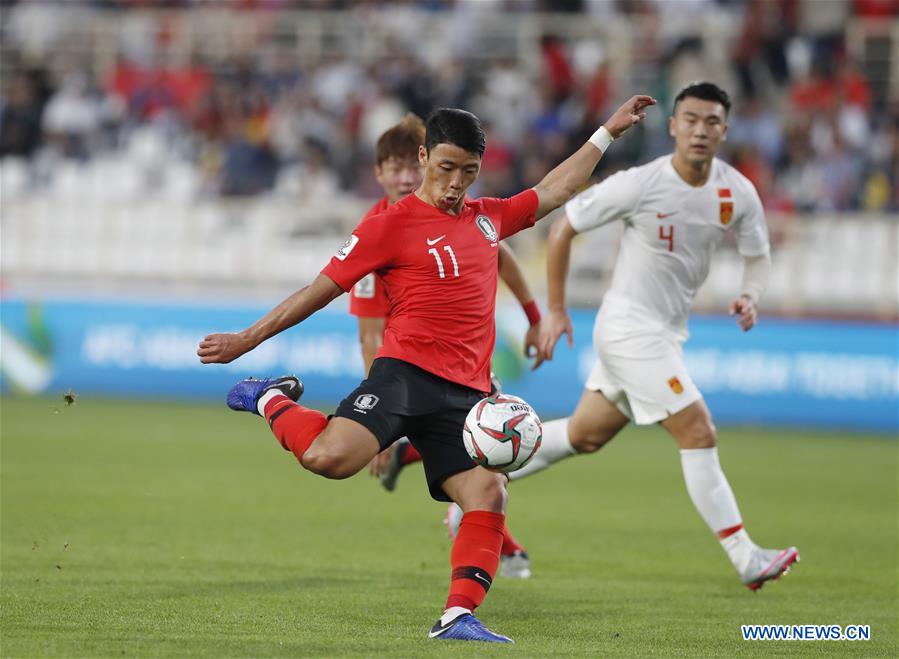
[669, 97, 728, 165]
[375, 155, 424, 204]
[419, 143, 481, 213]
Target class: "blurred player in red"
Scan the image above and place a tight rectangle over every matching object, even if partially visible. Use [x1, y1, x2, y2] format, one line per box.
[198, 94, 654, 643]
[516, 82, 798, 591]
[354, 114, 538, 579]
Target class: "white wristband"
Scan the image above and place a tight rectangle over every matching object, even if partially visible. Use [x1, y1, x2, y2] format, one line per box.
[588, 126, 614, 153]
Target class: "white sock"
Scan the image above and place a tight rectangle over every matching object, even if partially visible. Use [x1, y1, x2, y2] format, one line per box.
[720, 528, 757, 573]
[256, 389, 284, 416]
[679, 447, 756, 570]
[440, 606, 470, 626]
[508, 417, 576, 481]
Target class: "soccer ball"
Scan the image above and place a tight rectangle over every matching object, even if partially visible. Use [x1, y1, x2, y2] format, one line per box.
[462, 394, 542, 473]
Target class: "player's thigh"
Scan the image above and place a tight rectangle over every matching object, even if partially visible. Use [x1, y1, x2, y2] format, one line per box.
[441, 467, 508, 514]
[404, 380, 486, 503]
[598, 334, 701, 425]
[329, 359, 417, 450]
[304, 416, 382, 477]
[406, 411, 479, 503]
[660, 398, 717, 449]
[568, 388, 630, 453]
[326, 358, 418, 470]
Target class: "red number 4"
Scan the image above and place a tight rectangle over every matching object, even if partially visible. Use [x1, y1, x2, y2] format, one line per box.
[659, 225, 674, 252]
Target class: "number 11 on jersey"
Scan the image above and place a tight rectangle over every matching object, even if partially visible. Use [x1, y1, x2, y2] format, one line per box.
[429, 245, 460, 278]
[659, 225, 674, 252]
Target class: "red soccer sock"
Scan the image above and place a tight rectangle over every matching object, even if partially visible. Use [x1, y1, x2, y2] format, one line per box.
[500, 523, 526, 557]
[263, 395, 328, 463]
[444, 510, 504, 612]
[399, 443, 422, 465]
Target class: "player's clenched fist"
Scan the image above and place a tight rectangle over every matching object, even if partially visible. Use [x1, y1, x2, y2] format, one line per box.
[197, 332, 253, 364]
[603, 95, 656, 138]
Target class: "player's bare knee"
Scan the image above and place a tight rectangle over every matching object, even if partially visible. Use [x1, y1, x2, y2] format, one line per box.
[464, 472, 507, 512]
[682, 420, 717, 449]
[568, 423, 613, 454]
[301, 450, 358, 479]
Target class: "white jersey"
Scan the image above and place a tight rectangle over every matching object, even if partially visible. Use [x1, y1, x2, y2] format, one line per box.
[565, 155, 770, 338]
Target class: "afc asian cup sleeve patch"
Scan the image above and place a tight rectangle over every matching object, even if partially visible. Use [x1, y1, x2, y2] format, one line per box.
[354, 273, 376, 299]
[336, 234, 359, 261]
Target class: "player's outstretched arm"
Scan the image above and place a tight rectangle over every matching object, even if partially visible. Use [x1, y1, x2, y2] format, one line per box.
[537, 214, 578, 364]
[497, 242, 545, 367]
[197, 274, 344, 364]
[729, 253, 771, 332]
[532, 95, 655, 221]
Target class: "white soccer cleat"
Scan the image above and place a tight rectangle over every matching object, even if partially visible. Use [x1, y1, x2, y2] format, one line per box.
[740, 546, 799, 591]
[499, 550, 531, 579]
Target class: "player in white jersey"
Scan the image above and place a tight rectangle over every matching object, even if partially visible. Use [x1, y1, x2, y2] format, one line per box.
[516, 82, 799, 591]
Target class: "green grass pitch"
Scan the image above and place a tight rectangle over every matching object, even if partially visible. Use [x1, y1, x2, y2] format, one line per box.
[1, 395, 896, 657]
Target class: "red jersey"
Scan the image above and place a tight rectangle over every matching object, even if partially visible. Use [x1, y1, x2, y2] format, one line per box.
[348, 196, 391, 318]
[322, 189, 539, 392]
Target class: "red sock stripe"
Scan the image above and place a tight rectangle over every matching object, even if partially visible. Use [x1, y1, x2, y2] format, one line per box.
[445, 511, 504, 612]
[263, 397, 328, 462]
[500, 523, 525, 556]
[400, 444, 422, 465]
[716, 523, 744, 540]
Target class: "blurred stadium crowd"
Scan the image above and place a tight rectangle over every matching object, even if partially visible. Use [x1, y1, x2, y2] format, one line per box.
[1, 0, 897, 213]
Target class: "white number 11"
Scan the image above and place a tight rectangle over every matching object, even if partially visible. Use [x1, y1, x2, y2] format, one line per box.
[429, 245, 460, 278]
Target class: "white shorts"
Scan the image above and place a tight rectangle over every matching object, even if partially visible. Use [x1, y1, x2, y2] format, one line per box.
[585, 305, 702, 425]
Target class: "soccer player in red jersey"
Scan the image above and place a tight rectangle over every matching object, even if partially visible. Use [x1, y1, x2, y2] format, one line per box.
[353, 114, 539, 578]
[198, 94, 655, 643]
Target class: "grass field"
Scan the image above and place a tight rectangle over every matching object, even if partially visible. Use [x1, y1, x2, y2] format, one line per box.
[2, 395, 896, 657]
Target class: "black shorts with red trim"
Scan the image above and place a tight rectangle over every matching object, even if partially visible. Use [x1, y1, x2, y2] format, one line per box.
[333, 357, 485, 502]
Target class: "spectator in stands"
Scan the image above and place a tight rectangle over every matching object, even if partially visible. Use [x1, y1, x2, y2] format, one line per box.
[0, 71, 44, 158]
[731, 0, 795, 97]
[0, 3, 892, 210]
[41, 71, 103, 160]
[218, 108, 278, 197]
[726, 94, 783, 165]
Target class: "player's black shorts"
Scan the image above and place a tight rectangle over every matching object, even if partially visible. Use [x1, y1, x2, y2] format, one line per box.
[333, 357, 486, 502]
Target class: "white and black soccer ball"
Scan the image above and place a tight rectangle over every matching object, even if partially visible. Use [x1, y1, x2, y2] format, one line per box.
[462, 394, 542, 473]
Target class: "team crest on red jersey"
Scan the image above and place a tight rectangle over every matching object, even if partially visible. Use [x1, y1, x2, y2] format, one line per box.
[475, 215, 498, 243]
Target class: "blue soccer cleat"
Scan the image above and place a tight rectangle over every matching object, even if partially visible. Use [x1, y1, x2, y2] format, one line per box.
[428, 613, 513, 643]
[226, 376, 303, 415]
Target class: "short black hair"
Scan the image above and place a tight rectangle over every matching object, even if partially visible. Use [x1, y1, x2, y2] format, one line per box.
[672, 81, 731, 116]
[424, 108, 486, 157]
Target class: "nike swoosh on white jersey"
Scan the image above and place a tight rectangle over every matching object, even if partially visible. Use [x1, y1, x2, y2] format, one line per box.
[426, 235, 446, 245]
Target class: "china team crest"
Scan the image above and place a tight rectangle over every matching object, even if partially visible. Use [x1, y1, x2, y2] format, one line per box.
[718, 188, 733, 225]
[667, 376, 684, 394]
[475, 215, 498, 243]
